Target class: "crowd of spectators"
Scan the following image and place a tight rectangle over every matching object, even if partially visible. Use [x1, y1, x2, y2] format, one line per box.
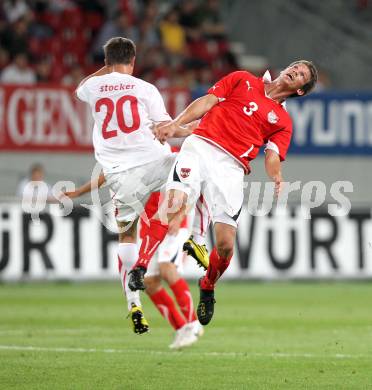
[0, 0, 238, 97]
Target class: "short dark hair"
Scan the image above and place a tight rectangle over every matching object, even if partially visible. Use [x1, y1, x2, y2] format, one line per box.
[288, 60, 318, 98]
[30, 163, 43, 174]
[103, 37, 136, 65]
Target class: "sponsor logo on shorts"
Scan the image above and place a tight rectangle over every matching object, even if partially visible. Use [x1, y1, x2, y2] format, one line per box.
[180, 168, 191, 178]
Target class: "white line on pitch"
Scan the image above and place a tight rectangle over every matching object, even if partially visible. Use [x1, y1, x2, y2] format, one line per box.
[0, 328, 93, 335]
[0, 345, 370, 359]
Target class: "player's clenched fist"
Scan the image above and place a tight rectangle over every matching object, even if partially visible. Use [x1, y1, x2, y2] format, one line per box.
[154, 121, 177, 143]
[154, 120, 200, 143]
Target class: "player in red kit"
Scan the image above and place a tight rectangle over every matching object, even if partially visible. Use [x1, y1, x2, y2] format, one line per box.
[62, 176, 204, 348]
[128, 60, 318, 326]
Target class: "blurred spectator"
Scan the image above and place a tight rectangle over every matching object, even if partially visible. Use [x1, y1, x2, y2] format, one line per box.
[186, 28, 215, 65]
[75, 0, 105, 14]
[2, 0, 30, 23]
[0, 1, 237, 88]
[178, 0, 203, 40]
[199, 0, 226, 40]
[137, 18, 160, 50]
[191, 67, 214, 100]
[141, 0, 158, 24]
[0, 47, 10, 71]
[45, 0, 76, 13]
[16, 163, 51, 200]
[159, 9, 186, 55]
[0, 16, 29, 56]
[62, 63, 85, 86]
[91, 13, 137, 62]
[1, 52, 36, 84]
[35, 57, 52, 83]
[136, 46, 168, 84]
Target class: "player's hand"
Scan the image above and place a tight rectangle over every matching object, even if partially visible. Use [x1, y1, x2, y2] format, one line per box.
[155, 121, 177, 143]
[152, 121, 170, 141]
[273, 175, 282, 198]
[187, 119, 200, 132]
[60, 190, 81, 200]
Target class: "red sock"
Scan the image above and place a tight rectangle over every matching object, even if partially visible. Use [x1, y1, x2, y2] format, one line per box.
[200, 247, 232, 290]
[118, 256, 123, 273]
[135, 219, 168, 269]
[149, 288, 186, 330]
[170, 278, 197, 323]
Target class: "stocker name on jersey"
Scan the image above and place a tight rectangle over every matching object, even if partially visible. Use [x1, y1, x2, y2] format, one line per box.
[99, 84, 135, 92]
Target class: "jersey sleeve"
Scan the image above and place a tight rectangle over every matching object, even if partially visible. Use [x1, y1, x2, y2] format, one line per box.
[208, 71, 252, 100]
[147, 85, 171, 122]
[265, 124, 293, 161]
[76, 81, 90, 103]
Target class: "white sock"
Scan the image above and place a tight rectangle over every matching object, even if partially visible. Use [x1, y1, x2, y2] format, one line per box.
[191, 196, 210, 245]
[191, 233, 206, 245]
[117, 243, 141, 311]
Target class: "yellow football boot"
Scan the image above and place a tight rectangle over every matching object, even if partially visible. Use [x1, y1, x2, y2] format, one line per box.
[129, 304, 149, 334]
[183, 236, 209, 270]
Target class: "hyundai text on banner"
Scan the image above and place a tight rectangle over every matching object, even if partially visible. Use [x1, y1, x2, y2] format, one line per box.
[287, 92, 372, 155]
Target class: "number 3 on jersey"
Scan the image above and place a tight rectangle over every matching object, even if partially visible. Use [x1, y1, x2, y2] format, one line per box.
[95, 95, 140, 139]
[243, 101, 258, 116]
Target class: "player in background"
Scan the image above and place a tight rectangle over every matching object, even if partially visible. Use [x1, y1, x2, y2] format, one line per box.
[75, 37, 194, 334]
[129, 60, 318, 326]
[63, 175, 205, 349]
[135, 190, 204, 348]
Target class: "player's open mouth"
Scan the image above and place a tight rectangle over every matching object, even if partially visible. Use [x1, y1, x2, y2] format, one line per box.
[286, 73, 293, 81]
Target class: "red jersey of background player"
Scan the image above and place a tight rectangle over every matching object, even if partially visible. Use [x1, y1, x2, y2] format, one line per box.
[140, 146, 187, 239]
[193, 70, 293, 173]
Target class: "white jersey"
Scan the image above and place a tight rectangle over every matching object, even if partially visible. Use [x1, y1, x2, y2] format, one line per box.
[77, 72, 172, 173]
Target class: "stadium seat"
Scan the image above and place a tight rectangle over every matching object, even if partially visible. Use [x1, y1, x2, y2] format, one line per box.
[84, 12, 103, 31]
[62, 8, 83, 29]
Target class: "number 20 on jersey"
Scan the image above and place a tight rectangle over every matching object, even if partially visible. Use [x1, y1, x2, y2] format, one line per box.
[95, 96, 140, 139]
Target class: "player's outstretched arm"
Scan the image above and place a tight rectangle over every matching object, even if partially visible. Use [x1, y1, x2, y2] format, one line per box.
[63, 173, 105, 199]
[174, 94, 218, 127]
[154, 120, 200, 141]
[156, 94, 218, 142]
[265, 149, 283, 197]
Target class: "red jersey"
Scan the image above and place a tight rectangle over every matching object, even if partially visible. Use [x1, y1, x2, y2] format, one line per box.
[193, 71, 293, 173]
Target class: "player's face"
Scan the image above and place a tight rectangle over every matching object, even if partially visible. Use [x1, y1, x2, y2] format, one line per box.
[279, 63, 311, 96]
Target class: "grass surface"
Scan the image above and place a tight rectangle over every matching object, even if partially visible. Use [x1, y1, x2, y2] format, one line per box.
[0, 281, 372, 389]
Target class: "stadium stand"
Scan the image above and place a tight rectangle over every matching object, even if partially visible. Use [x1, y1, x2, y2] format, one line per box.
[0, 0, 238, 89]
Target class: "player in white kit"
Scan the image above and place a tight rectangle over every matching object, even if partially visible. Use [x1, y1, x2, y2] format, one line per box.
[75, 37, 198, 334]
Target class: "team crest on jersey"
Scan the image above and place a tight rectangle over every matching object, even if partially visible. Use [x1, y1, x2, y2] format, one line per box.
[267, 110, 279, 124]
[180, 168, 191, 178]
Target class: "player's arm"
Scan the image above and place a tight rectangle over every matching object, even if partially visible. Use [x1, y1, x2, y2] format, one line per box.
[154, 119, 200, 140]
[156, 95, 218, 142]
[75, 66, 110, 97]
[63, 173, 105, 199]
[264, 121, 292, 197]
[265, 149, 282, 197]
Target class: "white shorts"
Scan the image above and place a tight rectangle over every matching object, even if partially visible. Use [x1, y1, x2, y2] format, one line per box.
[166, 135, 244, 227]
[146, 228, 189, 277]
[105, 154, 176, 222]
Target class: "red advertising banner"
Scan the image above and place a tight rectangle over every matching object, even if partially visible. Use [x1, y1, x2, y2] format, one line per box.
[0, 85, 190, 152]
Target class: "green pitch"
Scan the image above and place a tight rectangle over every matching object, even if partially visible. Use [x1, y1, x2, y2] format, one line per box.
[0, 281, 371, 389]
